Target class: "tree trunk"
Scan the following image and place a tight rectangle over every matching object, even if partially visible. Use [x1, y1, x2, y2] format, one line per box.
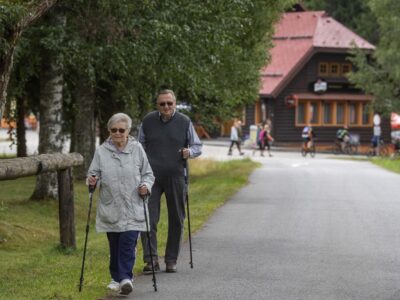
[16, 96, 27, 157]
[0, 46, 17, 121]
[31, 13, 65, 201]
[73, 79, 96, 179]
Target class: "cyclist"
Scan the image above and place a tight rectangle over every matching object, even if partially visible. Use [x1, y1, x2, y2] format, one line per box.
[302, 123, 314, 151]
[336, 125, 350, 152]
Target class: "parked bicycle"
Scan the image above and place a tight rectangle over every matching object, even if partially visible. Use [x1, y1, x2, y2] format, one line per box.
[367, 137, 390, 158]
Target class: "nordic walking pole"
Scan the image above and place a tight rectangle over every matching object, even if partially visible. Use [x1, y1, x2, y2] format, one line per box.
[79, 176, 97, 292]
[142, 194, 157, 291]
[183, 158, 193, 268]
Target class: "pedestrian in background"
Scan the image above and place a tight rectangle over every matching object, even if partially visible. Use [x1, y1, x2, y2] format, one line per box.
[265, 125, 274, 157]
[228, 119, 244, 156]
[87, 113, 155, 295]
[138, 89, 202, 274]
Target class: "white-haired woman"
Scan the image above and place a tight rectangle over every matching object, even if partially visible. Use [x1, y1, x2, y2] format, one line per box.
[87, 113, 154, 295]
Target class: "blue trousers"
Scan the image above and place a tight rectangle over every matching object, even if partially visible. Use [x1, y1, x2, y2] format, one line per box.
[107, 231, 140, 282]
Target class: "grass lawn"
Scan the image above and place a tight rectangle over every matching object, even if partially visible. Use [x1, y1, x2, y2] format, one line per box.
[369, 157, 400, 174]
[0, 158, 259, 299]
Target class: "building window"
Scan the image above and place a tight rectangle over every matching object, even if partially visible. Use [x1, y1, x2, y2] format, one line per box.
[341, 63, 352, 75]
[323, 102, 333, 124]
[310, 102, 319, 124]
[318, 63, 329, 76]
[329, 63, 340, 77]
[297, 101, 305, 124]
[362, 103, 371, 125]
[349, 103, 358, 125]
[336, 103, 345, 124]
[318, 62, 353, 78]
[295, 100, 372, 127]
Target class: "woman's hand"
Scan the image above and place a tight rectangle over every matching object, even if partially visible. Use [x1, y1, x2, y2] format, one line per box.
[87, 175, 98, 186]
[138, 184, 148, 197]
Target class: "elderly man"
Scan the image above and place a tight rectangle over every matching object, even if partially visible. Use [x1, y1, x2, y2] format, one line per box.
[138, 89, 202, 273]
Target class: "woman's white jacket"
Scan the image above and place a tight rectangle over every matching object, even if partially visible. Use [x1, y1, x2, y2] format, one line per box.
[87, 136, 155, 232]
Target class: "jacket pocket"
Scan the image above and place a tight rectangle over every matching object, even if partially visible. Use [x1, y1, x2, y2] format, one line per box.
[132, 200, 145, 222]
[98, 199, 120, 224]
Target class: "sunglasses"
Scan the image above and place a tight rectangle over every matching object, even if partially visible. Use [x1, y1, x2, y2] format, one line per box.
[159, 101, 174, 107]
[110, 128, 126, 134]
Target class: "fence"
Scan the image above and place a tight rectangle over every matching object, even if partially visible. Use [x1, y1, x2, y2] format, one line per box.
[0, 153, 84, 249]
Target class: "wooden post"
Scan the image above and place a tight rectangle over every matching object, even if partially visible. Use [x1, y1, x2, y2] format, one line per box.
[57, 167, 76, 249]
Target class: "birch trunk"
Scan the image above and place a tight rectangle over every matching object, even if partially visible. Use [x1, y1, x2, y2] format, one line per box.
[31, 13, 65, 201]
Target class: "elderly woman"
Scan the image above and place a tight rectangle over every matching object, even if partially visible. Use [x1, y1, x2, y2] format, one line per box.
[87, 113, 154, 295]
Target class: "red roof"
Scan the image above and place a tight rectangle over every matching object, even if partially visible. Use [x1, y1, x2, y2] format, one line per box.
[260, 11, 375, 97]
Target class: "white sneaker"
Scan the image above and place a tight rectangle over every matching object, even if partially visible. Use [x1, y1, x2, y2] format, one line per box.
[119, 278, 133, 295]
[107, 279, 119, 292]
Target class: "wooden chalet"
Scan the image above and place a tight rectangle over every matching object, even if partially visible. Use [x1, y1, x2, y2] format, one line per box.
[244, 10, 391, 144]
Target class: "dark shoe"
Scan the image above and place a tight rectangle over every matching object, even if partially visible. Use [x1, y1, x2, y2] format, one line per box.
[166, 262, 177, 273]
[239, 152, 244, 155]
[143, 261, 160, 275]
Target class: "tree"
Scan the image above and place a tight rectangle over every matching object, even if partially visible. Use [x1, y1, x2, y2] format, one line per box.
[347, 0, 400, 114]
[30, 9, 65, 200]
[0, 0, 57, 120]
[302, 0, 379, 44]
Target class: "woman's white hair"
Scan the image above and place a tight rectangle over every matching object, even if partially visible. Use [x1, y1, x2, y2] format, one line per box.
[107, 113, 132, 130]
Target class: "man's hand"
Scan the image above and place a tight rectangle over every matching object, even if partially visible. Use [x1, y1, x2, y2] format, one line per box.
[181, 148, 190, 159]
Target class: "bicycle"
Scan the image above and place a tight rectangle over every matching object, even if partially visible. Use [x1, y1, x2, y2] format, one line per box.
[333, 139, 353, 155]
[333, 134, 359, 155]
[367, 138, 390, 158]
[301, 139, 316, 157]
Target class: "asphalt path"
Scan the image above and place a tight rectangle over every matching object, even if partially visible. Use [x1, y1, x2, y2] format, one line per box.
[103, 148, 400, 300]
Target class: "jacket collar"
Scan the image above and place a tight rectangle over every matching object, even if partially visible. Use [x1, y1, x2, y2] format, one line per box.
[103, 136, 136, 153]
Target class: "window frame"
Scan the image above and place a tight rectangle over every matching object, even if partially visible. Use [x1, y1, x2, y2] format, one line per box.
[318, 61, 353, 78]
[295, 100, 373, 127]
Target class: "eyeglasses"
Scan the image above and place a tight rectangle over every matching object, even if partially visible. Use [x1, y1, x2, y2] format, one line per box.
[110, 128, 126, 134]
[158, 101, 174, 107]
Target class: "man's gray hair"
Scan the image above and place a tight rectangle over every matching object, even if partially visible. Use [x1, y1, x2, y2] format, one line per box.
[157, 89, 176, 101]
[107, 113, 132, 130]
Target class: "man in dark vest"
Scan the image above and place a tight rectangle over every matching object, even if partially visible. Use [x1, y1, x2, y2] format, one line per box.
[138, 89, 202, 273]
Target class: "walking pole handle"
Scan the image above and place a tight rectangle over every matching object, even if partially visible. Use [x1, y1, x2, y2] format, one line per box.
[88, 175, 97, 194]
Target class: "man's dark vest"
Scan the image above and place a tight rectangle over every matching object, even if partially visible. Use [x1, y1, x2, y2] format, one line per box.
[142, 111, 190, 177]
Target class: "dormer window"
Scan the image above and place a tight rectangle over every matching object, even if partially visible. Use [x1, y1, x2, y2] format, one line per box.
[318, 62, 353, 77]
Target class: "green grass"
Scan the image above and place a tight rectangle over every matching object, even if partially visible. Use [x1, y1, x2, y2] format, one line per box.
[370, 157, 400, 174]
[0, 153, 16, 159]
[0, 158, 259, 299]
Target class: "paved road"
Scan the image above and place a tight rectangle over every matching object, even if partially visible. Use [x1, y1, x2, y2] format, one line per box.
[104, 149, 400, 300]
[3, 130, 398, 299]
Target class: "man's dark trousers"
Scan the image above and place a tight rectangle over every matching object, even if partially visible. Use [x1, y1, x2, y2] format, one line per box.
[142, 176, 186, 264]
